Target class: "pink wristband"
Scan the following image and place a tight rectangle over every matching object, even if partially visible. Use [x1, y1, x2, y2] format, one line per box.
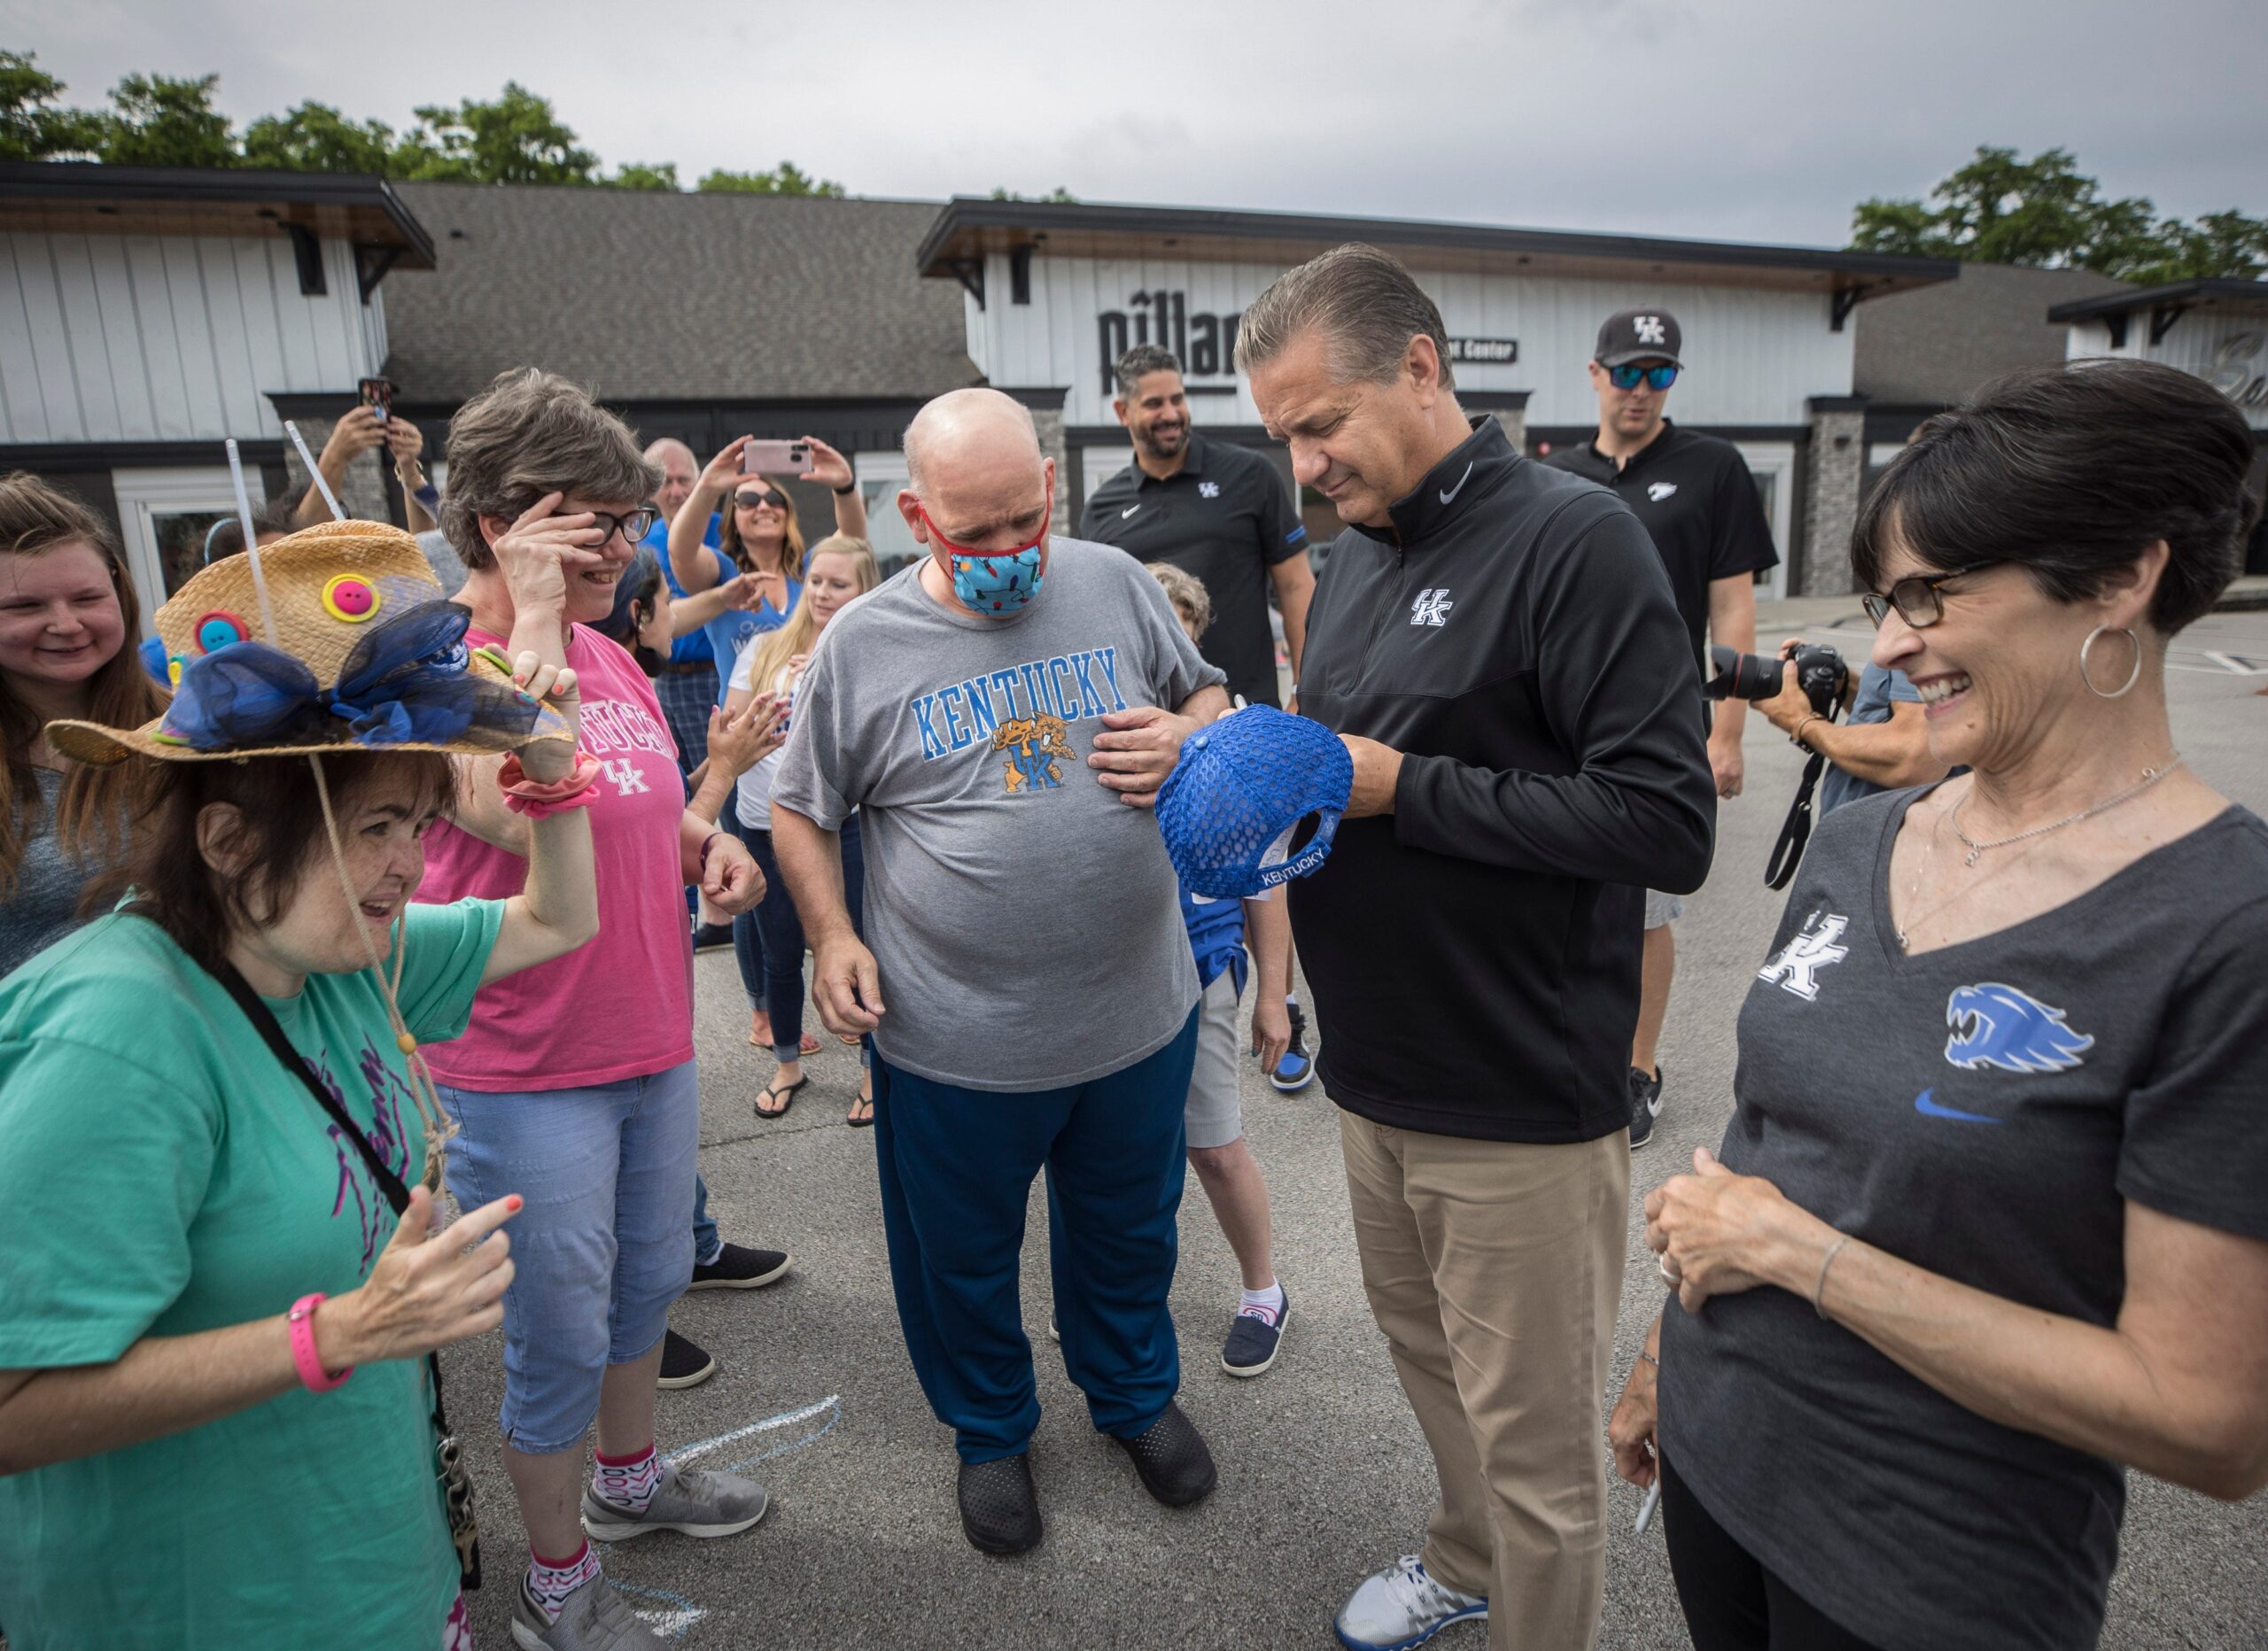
[287, 1293, 353, 1392]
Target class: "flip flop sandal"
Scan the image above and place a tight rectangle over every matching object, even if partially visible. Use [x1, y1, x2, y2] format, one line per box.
[846, 1092, 875, 1130]
[800, 1033, 822, 1056]
[754, 1075, 810, 1120]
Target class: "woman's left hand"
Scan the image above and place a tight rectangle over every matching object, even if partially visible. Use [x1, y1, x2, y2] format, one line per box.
[706, 692, 787, 781]
[509, 653, 581, 783]
[701, 829, 765, 916]
[1645, 1147, 1821, 1314]
[799, 437, 854, 492]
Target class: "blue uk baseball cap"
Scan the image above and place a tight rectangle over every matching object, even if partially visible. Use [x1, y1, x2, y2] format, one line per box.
[1156, 705, 1354, 899]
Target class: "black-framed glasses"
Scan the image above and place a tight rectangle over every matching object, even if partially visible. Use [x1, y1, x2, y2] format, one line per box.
[586, 506, 658, 544]
[1861, 562, 2002, 629]
[1607, 363, 1679, 391]
[734, 489, 784, 512]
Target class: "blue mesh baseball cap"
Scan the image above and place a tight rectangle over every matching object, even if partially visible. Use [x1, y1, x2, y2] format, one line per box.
[1156, 706, 1354, 899]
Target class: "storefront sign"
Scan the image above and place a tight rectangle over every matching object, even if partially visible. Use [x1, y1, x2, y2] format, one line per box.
[1098, 291, 1239, 393]
[1446, 337, 1519, 364]
[2207, 331, 2268, 409]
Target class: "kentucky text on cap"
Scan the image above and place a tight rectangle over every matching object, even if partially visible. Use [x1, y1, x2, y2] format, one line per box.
[1156, 705, 1354, 899]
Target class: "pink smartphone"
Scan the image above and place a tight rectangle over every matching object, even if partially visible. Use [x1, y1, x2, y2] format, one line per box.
[742, 438, 811, 474]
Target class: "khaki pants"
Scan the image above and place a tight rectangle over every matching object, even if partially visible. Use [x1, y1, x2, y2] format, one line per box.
[1340, 1111, 1629, 1651]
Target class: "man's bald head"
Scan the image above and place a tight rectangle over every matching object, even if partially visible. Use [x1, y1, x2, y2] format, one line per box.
[903, 388, 1045, 499]
[645, 437, 698, 520]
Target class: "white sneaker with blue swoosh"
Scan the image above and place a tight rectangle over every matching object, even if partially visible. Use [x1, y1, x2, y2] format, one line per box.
[1334, 1554, 1487, 1650]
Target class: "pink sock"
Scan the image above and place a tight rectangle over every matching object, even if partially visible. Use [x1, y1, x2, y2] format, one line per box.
[526, 1541, 600, 1623]
[593, 1443, 662, 1511]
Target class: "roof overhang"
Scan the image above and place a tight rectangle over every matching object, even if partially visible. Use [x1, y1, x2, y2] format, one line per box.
[2047, 277, 2268, 324]
[917, 198, 1957, 302]
[0, 162, 436, 270]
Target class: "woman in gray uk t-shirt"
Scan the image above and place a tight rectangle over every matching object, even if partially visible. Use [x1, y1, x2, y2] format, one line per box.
[1612, 363, 2268, 1651]
[0, 475, 167, 980]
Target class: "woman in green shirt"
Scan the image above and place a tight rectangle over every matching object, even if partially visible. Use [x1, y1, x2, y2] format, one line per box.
[0, 515, 603, 1649]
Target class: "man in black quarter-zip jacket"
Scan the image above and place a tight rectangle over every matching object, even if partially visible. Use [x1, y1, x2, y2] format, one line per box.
[1238, 244, 1713, 1651]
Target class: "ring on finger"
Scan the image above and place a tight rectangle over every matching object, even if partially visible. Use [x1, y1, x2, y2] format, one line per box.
[1658, 1257, 1680, 1286]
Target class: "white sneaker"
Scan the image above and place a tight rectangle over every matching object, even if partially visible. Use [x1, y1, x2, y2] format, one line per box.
[1333, 1554, 1487, 1650]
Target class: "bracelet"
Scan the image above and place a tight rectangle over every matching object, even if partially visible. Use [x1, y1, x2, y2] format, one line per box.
[286, 1293, 353, 1392]
[697, 830, 724, 874]
[1636, 1349, 1658, 1368]
[499, 752, 602, 818]
[1811, 1236, 1851, 1319]
[1790, 713, 1821, 749]
[832, 481, 858, 496]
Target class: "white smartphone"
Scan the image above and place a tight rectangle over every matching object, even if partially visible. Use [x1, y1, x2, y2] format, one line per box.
[742, 438, 811, 475]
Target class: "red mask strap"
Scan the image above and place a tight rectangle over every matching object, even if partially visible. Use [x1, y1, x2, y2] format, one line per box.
[918, 499, 1052, 559]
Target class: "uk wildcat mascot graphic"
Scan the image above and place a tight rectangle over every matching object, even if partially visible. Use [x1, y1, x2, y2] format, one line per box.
[1944, 983, 2095, 1074]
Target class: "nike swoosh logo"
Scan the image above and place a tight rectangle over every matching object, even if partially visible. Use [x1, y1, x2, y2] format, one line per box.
[1121, 504, 1140, 519]
[1439, 462, 1475, 506]
[1914, 1088, 2000, 1124]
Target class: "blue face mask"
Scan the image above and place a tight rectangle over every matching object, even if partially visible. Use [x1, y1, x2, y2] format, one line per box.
[949, 546, 1044, 614]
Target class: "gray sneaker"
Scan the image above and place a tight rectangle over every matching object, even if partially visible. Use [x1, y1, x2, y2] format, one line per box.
[510, 1571, 667, 1650]
[580, 1458, 770, 1543]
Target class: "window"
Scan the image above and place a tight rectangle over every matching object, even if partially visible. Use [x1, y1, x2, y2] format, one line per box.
[109, 467, 268, 633]
[853, 452, 921, 577]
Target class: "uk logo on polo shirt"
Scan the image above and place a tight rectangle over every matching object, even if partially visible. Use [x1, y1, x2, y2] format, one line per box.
[1199, 481, 1221, 499]
[1757, 911, 1849, 1001]
[1647, 482, 1678, 502]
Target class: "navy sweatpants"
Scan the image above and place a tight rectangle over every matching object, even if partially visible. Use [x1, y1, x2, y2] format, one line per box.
[871, 1006, 1200, 1463]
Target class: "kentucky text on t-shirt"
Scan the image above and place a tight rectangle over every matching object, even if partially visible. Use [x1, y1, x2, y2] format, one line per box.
[907, 647, 1131, 763]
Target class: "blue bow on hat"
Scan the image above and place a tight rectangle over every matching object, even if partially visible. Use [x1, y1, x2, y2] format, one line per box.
[158, 601, 544, 753]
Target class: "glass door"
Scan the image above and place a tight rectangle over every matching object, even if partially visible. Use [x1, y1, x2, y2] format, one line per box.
[109, 467, 268, 636]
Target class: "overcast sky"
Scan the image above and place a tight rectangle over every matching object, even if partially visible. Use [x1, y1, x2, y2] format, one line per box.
[11, 0, 2265, 248]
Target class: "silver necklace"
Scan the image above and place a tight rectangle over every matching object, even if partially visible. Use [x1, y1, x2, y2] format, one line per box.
[1948, 758, 2181, 868]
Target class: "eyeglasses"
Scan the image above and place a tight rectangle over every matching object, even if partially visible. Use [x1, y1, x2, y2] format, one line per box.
[734, 490, 784, 512]
[1607, 364, 1679, 391]
[586, 506, 657, 544]
[1860, 562, 2001, 629]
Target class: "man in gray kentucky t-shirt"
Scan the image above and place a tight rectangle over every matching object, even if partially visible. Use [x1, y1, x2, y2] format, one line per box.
[771, 390, 1230, 1552]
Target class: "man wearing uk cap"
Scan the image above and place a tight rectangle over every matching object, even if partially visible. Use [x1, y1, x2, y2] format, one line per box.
[1547, 307, 1778, 1150]
[769, 387, 1231, 1556]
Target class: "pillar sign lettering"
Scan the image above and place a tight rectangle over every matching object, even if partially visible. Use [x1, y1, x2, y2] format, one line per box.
[1099, 291, 1239, 393]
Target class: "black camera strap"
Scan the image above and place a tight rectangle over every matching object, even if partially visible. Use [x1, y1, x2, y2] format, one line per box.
[1766, 748, 1829, 891]
[198, 946, 483, 1591]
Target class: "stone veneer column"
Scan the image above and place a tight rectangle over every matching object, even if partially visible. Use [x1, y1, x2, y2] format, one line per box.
[1800, 396, 1868, 595]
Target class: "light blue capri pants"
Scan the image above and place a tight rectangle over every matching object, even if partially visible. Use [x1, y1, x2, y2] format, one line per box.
[439, 1058, 700, 1453]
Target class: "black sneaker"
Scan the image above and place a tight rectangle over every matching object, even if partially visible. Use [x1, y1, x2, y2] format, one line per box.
[692, 921, 735, 952]
[1270, 1002, 1316, 1093]
[656, 1329, 717, 1390]
[1113, 1400, 1217, 1507]
[957, 1453, 1043, 1555]
[1628, 1065, 1664, 1151]
[1222, 1286, 1288, 1378]
[688, 1244, 793, 1291]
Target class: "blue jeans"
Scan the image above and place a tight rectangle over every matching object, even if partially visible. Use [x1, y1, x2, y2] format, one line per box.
[439, 1061, 700, 1453]
[724, 810, 768, 1012]
[743, 812, 866, 1062]
[692, 1174, 721, 1267]
[870, 1005, 1199, 1462]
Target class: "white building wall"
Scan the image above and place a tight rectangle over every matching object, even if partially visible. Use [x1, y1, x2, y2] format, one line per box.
[2065, 313, 2268, 430]
[0, 230, 385, 445]
[967, 252, 1858, 429]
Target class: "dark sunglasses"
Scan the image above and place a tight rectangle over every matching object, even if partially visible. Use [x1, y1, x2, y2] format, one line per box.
[734, 489, 784, 512]
[1607, 363, 1679, 391]
[1860, 562, 2002, 630]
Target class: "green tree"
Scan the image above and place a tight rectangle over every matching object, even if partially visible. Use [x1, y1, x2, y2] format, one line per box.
[990, 185, 1077, 204]
[608, 160, 680, 190]
[241, 102, 395, 174]
[0, 49, 102, 159]
[96, 71, 237, 168]
[390, 82, 598, 184]
[1852, 145, 2268, 283]
[696, 161, 844, 198]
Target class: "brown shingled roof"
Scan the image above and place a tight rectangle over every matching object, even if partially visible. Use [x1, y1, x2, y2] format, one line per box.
[380, 182, 980, 404]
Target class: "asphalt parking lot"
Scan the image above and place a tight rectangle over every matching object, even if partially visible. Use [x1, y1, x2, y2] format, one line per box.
[445, 597, 2268, 1650]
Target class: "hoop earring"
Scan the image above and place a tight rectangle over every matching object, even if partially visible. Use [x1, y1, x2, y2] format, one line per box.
[2078, 624, 2142, 700]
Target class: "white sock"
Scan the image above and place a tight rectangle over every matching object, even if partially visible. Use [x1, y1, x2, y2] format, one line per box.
[1285, 995, 1298, 1008]
[526, 1541, 601, 1622]
[1238, 1281, 1285, 1322]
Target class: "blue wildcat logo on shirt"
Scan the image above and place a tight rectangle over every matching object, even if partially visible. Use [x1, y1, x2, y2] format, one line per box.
[1944, 983, 2094, 1074]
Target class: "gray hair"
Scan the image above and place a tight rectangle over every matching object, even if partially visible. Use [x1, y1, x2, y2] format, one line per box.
[440, 370, 661, 571]
[1145, 561, 1211, 639]
[1114, 344, 1183, 399]
[1233, 243, 1455, 391]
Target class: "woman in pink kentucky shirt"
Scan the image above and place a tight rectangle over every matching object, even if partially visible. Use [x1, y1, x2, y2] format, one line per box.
[416, 370, 777, 1649]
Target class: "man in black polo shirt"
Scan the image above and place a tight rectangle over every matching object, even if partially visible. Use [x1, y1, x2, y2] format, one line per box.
[1546, 308, 1776, 1150]
[1082, 345, 1315, 710]
[1084, 344, 1325, 1096]
[1239, 244, 1713, 1651]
